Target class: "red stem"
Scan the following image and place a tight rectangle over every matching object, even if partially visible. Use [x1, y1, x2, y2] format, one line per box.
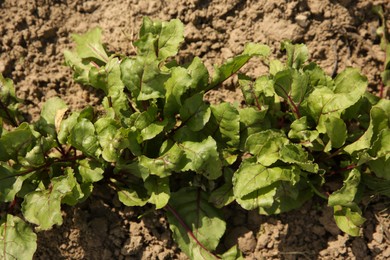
[164, 204, 220, 259]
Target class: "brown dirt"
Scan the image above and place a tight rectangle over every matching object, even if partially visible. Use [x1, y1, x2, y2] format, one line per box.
[1, 0, 390, 259]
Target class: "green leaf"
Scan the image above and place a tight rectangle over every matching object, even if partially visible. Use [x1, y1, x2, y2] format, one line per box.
[57, 111, 79, 144]
[78, 158, 105, 183]
[333, 205, 365, 236]
[279, 144, 319, 173]
[164, 58, 209, 117]
[209, 43, 270, 89]
[117, 184, 148, 207]
[303, 68, 367, 128]
[179, 93, 211, 132]
[245, 130, 289, 166]
[61, 168, 87, 206]
[328, 169, 361, 207]
[209, 168, 235, 208]
[145, 176, 170, 209]
[179, 136, 222, 180]
[239, 75, 275, 108]
[0, 165, 27, 202]
[269, 59, 284, 76]
[22, 171, 75, 230]
[324, 116, 347, 150]
[281, 41, 309, 69]
[0, 214, 37, 260]
[136, 17, 184, 61]
[0, 122, 34, 161]
[369, 128, 390, 158]
[363, 175, 390, 197]
[367, 154, 390, 180]
[233, 159, 311, 214]
[166, 187, 226, 260]
[40, 97, 68, 126]
[273, 68, 309, 106]
[95, 117, 122, 162]
[344, 99, 390, 154]
[0, 74, 23, 126]
[288, 116, 319, 146]
[71, 27, 109, 63]
[208, 103, 240, 147]
[219, 245, 244, 260]
[233, 160, 300, 200]
[63, 50, 93, 85]
[120, 57, 169, 101]
[238, 107, 269, 149]
[69, 118, 101, 157]
[138, 143, 187, 178]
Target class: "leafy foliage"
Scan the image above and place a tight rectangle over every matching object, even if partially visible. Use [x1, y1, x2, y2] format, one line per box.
[0, 17, 389, 259]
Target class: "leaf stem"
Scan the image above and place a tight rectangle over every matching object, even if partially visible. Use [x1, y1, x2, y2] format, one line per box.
[0, 154, 86, 181]
[307, 180, 328, 200]
[274, 82, 301, 118]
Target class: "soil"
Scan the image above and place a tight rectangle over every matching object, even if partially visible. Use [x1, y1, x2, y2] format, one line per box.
[1, 0, 390, 259]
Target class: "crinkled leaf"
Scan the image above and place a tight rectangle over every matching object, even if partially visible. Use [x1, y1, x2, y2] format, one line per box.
[95, 117, 122, 162]
[57, 112, 80, 144]
[120, 57, 169, 101]
[369, 128, 390, 158]
[233, 160, 300, 199]
[69, 118, 100, 157]
[179, 136, 222, 180]
[138, 143, 187, 178]
[328, 169, 360, 207]
[22, 171, 75, 230]
[130, 105, 167, 142]
[136, 17, 184, 61]
[368, 154, 390, 180]
[180, 93, 211, 132]
[239, 75, 275, 108]
[72, 27, 109, 63]
[208, 103, 240, 147]
[273, 68, 309, 106]
[245, 130, 289, 166]
[164, 58, 209, 116]
[344, 99, 390, 154]
[117, 184, 148, 207]
[304, 68, 367, 128]
[167, 187, 226, 260]
[145, 176, 170, 209]
[61, 168, 86, 206]
[63, 50, 93, 85]
[281, 41, 309, 69]
[0, 214, 37, 260]
[209, 43, 270, 89]
[333, 205, 365, 236]
[238, 107, 269, 149]
[78, 159, 105, 183]
[288, 116, 319, 146]
[209, 168, 235, 208]
[279, 144, 319, 173]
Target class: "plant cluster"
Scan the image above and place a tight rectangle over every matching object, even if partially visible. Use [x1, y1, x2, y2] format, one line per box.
[0, 17, 389, 259]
